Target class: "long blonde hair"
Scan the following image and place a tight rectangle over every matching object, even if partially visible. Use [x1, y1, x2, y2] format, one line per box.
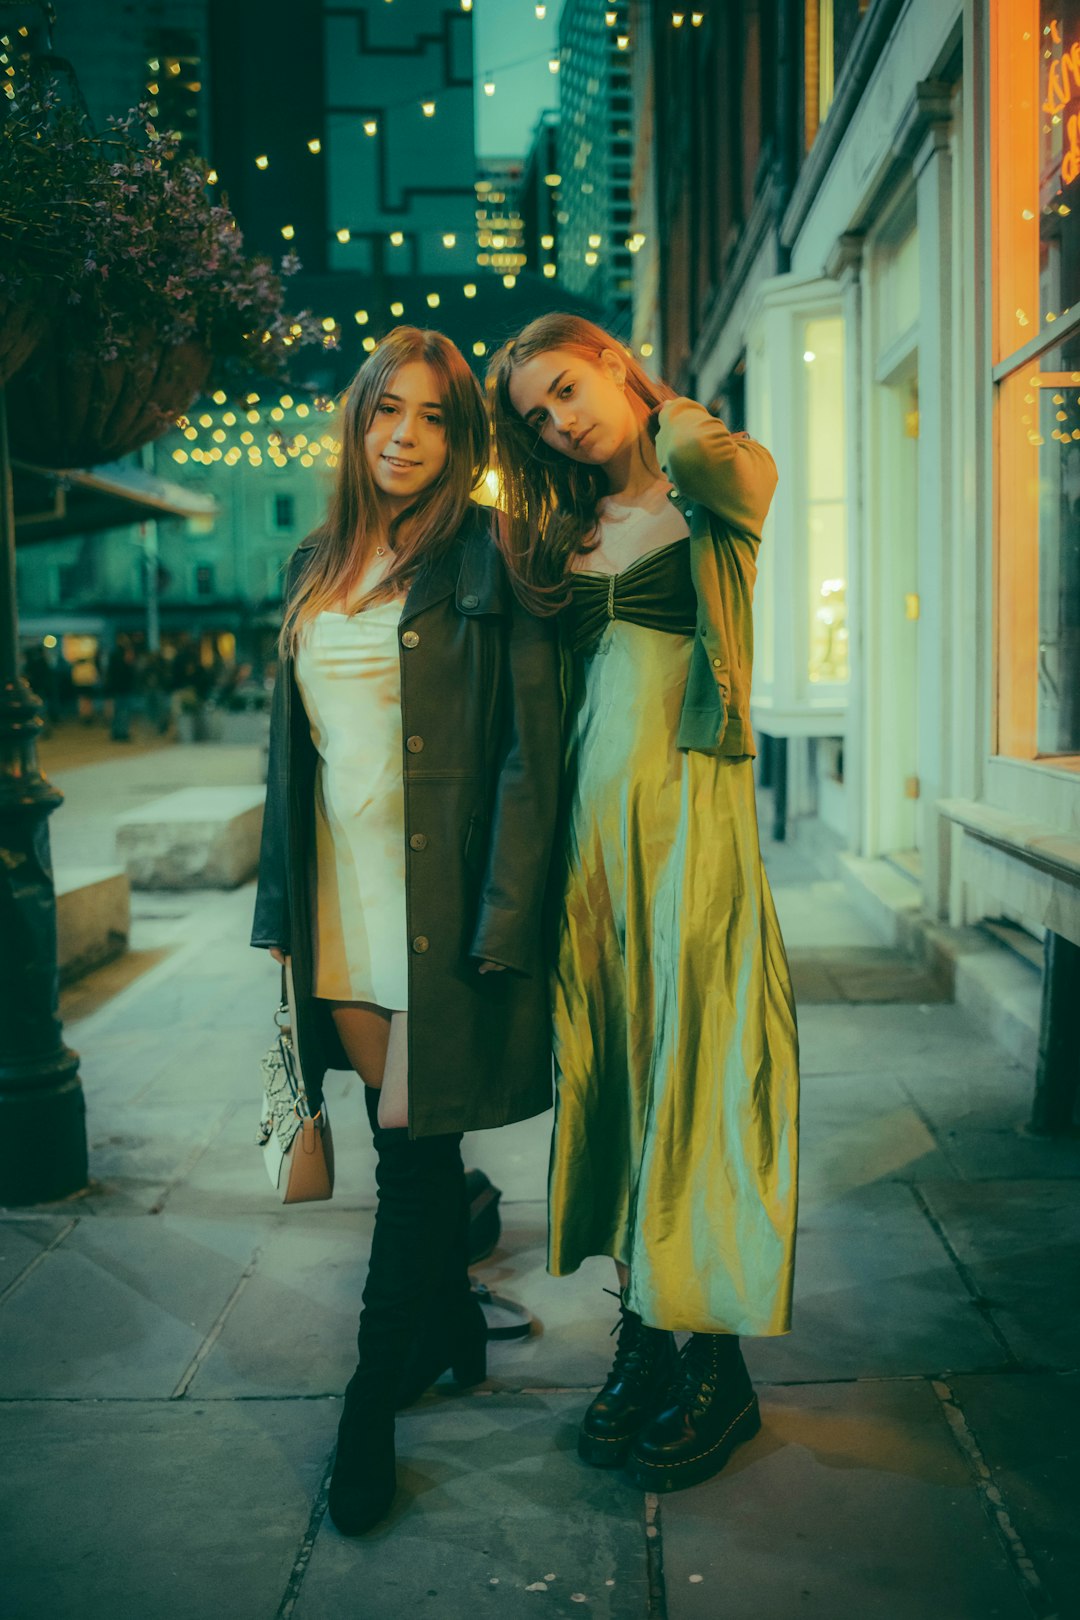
[486, 312, 675, 614]
[280, 327, 487, 655]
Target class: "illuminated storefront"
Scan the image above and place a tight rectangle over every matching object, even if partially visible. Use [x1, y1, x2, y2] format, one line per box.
[992, 0, 1080, 763]
[938, 1, 1080, 971]
[673, 0, 1078, 1063]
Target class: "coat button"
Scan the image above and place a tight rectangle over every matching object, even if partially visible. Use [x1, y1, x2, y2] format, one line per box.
[412, 935, 430, 954]
[406, 735, 424, 753]
[461, 592, 479, 609]
[409, 832, 428, 850]
[712, 657, 725, 669]
[401, 630, 419, 648]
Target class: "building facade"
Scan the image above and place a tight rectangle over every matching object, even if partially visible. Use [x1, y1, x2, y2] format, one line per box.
[517, 110, 561, 280]
[26, 0, 213, 156]
[556, 0, 635, 331]
[208, 0, 477, 282]
[643, 0, 1079, 1073]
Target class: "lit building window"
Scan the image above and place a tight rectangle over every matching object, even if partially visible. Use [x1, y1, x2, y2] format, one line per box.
[803, 318, 848, 685]
[993, 0, 1080, 758]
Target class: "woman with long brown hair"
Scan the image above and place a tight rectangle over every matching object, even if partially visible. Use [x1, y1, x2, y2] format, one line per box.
[252, 327, 559, 1535]
[488, 313, 799, 1494]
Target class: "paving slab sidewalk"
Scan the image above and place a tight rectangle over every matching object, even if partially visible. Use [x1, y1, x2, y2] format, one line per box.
[1, 746, 1079, 1620]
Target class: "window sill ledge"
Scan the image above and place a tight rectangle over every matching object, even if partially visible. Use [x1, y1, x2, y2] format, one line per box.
[939, 798, 1080, 887]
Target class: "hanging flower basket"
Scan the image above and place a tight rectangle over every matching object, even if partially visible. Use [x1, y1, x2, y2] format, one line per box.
[0, 295, 48, 388]
[0, 69, 332, 461]
[7, 322, 211, 468]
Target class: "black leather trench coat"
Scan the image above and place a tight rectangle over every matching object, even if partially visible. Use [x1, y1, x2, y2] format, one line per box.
[251, 502, 560, 1138]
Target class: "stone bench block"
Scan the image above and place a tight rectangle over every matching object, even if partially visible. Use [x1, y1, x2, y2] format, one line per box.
[115, 787, 265, 891]
[55, 866, 131, 983]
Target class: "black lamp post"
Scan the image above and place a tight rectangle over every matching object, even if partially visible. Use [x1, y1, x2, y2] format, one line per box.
[0, 3, 92, 1204]
[0, 388, 87, 1206]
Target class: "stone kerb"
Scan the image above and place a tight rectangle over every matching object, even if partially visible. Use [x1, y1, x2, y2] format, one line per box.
[55, 867, 130, 981]
[114, 787, 265, 891]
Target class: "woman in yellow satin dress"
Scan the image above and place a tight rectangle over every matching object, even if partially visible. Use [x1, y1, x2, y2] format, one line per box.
[488, 313, 799, 1494]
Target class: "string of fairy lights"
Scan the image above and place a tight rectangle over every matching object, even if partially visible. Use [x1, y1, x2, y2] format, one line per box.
[157, 1, 696, 477]
[0, 5, 702, 478]
[189, 1, 702, 296]
[169, 391, 342, 474]
[2, 2, 700, 350]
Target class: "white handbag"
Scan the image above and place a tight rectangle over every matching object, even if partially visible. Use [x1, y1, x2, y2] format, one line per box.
[256, 961, 334, 1203]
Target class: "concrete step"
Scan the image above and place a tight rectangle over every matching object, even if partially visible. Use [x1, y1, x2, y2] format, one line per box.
[114, 786, 265, 890]
[55, 865, 130, 984]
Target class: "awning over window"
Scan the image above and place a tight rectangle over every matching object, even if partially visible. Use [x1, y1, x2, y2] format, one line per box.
[13, 459, 218, 544]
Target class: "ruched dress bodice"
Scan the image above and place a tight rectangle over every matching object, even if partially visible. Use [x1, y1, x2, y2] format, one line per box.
[563, 540, 697, 655]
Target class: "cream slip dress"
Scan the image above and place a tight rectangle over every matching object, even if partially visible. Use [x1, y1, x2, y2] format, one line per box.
[293, 569, 409, 1011]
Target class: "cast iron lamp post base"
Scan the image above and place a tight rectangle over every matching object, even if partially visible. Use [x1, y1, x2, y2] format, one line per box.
[0, 387, 88, 1205]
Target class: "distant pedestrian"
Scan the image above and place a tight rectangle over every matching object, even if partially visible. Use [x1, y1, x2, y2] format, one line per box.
[70, 647, 100, 724]
[251, 327, 560, 1536]
[489, 312, 800, 1493]
[168, 635, 201, 733]
[138, 649, 170, 734]
[22, 644, 59, 734]
[105, 636, 137, 741]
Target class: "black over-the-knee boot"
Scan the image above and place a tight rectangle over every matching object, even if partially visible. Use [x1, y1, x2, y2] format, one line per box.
[327, 1101, 463, 1529]
[358, 1087, 487, 1412]
[326, 1098, 486, 1536]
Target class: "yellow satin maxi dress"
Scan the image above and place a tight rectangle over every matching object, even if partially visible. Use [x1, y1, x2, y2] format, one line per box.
[549, 538, 799, 1337]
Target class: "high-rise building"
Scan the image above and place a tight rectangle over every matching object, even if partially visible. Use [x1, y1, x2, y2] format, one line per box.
[209, 0, 477, 282]
[517, 110, 561, 282]
[555, 0, 633, 329]
[321, 0, 477, 280]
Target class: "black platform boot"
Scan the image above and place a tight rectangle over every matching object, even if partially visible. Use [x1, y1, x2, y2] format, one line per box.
[625, 1332, 760, 1492]
[578, 1292, 678, 1468]
[327, 1104, 480, 1535]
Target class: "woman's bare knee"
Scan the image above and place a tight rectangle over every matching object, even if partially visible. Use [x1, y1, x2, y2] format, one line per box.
[377, 1013, 409, 1128]
[330, 1002, 392, 1088]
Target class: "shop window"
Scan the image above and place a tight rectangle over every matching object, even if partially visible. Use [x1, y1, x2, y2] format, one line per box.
[993, 0, 1080, 759]
[745, 278, 851, 741]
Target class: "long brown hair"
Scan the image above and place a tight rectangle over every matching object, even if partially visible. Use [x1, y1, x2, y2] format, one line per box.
[280, 326, 487, 656]
[486, 312, 676, 614]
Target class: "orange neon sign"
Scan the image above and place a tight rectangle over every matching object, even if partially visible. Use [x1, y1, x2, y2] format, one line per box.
[1044, 21, 1080, 186]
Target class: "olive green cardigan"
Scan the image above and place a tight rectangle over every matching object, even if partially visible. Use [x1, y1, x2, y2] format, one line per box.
[651, 397, 778, 757]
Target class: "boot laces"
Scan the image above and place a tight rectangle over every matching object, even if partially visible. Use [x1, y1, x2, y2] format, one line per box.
[604, 1288, 663, 1382]
[673, 1335, 721, 1413]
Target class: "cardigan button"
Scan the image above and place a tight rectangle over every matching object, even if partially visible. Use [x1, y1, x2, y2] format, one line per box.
[409, 833, 428, 850]
[401, 630, 419, 648]
[461, 592, 479, 609]
[412, 935, 430, 954]
[406, 735, 424, 753]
